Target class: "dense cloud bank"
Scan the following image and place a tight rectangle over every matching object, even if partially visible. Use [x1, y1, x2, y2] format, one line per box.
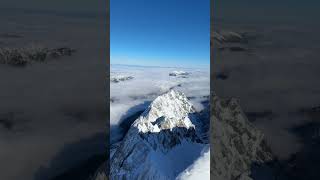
[0, 9, 107, 180]
[213, 20, 320, 159]
[110, 65, 210, 142]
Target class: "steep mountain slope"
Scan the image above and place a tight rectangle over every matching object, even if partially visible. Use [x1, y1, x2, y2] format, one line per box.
[211, 93, 274, 180]
[109, 90, 208, 180]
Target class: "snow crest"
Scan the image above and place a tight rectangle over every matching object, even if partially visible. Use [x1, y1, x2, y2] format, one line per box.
[133, 90, 195, 133]
[169, 71, 190, 76]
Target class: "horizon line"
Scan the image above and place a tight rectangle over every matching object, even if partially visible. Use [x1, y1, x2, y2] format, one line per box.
[110, 63, 209, 69]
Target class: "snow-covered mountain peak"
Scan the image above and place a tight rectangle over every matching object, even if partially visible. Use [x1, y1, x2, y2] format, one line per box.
[108, 90, 207, 179]
[133, 90, 195, 133]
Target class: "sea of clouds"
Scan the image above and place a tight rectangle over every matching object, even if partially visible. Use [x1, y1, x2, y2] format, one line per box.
[213, 20, 320, 159]
[0, 9, 107, 180]
[110, 64, 210, 142]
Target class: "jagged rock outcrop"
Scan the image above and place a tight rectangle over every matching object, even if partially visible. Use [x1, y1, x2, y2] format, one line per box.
[211, 93, 274, 180]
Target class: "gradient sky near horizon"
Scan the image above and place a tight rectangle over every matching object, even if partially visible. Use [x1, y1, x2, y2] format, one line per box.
[110, 0, 210, 68]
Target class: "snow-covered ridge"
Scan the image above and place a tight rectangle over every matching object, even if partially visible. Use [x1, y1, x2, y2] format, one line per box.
[110, 75, 134, 83]
[169, 71, 190, 76]
[133, 90, 195, 133]
[109, 90, 208, 179]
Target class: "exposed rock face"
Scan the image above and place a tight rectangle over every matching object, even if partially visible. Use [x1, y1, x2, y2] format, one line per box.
[108, 90, 207, 180]
[0, 47, 75, 66]
[211, 93, 274, 180]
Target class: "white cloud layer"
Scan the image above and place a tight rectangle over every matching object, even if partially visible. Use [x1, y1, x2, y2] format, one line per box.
[110, 64, 210, 142]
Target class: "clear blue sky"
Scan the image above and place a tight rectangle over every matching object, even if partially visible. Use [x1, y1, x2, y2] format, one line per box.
[110, 0, 210, 68]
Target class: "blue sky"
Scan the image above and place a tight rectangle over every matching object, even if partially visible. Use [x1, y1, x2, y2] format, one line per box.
[110, 0, 210, 68]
